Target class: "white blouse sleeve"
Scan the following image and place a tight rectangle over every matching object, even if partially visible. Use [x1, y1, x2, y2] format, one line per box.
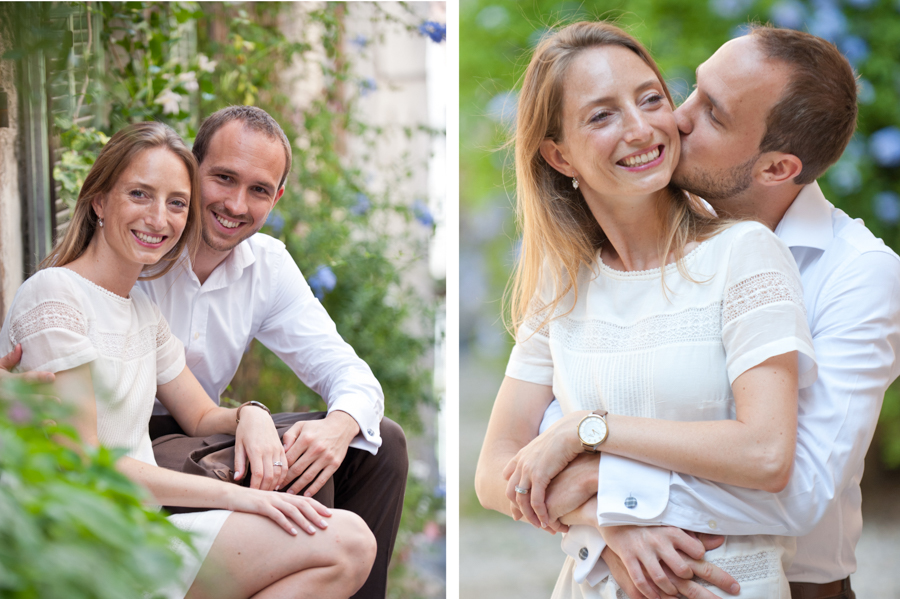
[3, 271, 97, 374]
[505, 275, 556, 386]
[153, 307, 185, 385]
[721, 222, 817, 387]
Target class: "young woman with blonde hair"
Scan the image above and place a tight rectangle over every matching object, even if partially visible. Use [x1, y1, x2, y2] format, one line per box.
[476, 22, 816, 598]
[1, 122, 374, 599]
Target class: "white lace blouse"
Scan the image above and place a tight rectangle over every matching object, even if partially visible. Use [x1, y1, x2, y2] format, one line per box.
[0, 267, 229, 599]
[505, 221, 817, 598]
[507, 221, 816, 417]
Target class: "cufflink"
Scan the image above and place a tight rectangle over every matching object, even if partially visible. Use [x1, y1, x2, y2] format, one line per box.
[579, 547, 589, 561]
[625, 495, 637, 509]
[367, 428, 374, 436]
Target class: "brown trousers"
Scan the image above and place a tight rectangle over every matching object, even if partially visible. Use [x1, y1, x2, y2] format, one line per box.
[150, 412, 408, 599]
[789, 577, 855, 599]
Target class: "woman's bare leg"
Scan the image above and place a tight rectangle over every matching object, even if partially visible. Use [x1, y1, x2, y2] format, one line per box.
[187, 509, 376, 599]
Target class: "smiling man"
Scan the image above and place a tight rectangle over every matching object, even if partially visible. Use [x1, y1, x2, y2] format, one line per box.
[537, 26, 900, 599]
[119, 106, 404, 599]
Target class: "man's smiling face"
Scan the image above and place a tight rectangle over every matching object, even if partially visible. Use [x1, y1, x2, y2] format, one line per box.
[672, 35, 791, 207]
[197, 120, 285, 254]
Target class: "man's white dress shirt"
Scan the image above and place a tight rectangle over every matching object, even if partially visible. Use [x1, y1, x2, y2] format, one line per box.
[562, 182, 900, 584]
[137, 233, 384, 453]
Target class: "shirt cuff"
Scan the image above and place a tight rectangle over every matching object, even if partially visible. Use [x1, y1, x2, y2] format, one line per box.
[561, 526, 610, 586]
[328, 395, 382, 454]
[596, 455, 671, 524]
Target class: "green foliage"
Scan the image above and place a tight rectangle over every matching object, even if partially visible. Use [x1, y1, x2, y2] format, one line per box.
[0, 379, 191, 599]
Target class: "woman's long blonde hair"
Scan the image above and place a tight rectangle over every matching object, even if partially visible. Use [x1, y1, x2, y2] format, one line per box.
[507, 21, 727, 336]
[40, 121, 201, 280]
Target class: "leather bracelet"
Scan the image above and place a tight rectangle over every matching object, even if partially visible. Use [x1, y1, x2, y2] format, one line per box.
[236, 400, 271, 424]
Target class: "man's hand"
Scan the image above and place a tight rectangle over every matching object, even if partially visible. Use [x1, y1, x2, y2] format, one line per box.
[282, 410, 359, 497]
[544, 452, 601, 528]
[601, 526, 739, 599]
[0, 344, 55, 384]
[234, 404, 287, 492]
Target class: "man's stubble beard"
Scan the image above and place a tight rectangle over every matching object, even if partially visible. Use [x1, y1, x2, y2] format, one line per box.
[672, 153, 759, 204]
[200, 211, 259, 254]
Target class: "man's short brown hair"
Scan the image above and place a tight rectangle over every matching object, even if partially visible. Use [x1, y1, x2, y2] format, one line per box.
[751, 26, 858, 185]
[193, 105, 292, 190]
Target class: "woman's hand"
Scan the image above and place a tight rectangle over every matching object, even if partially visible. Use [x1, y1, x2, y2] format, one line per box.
[227, 486, 332, 536]
[234, 406, 288, 492]
[502, 410, 587, 528]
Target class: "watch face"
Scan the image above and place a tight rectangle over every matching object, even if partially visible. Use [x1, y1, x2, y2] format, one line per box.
[579, 416, 608, 445]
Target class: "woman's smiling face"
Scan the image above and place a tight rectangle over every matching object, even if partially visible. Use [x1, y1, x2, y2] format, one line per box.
[548, 45, 679, 203]
[91, 146, 191, 270]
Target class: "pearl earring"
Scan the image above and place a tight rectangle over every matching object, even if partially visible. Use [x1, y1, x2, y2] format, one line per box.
[98, 218, 104, 228]
[572, 177, 579, 190]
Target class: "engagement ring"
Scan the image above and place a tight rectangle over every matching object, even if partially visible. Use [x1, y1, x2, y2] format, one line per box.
[273, 461, 284, 467]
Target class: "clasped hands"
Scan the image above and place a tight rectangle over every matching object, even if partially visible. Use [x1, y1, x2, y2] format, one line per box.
[235, 408, 359, 496]
[501, 410, 739, 599]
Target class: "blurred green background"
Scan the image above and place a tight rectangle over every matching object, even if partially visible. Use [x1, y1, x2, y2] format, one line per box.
[460, 1, 900, 595]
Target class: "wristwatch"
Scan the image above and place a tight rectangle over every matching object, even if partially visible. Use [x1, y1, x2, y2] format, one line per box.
[577, 409, 609, 453]
[236, 400, 271, 424]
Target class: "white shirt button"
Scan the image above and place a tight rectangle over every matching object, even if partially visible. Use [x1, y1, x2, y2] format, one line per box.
[193, 332, 200, 340]
[708, 520, 717, 530]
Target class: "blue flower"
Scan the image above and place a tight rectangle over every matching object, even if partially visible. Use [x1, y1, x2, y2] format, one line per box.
[486, 91, 518, 129]
[359, 78, 377, 97]
[869, 127, 900, 168]
[827, 160, 862, 194]
[265, 210, 285, 235]
[476, 5, 509, 30]
[874, 192, 900, 224]
[858, 79, 876, 105]
[418, 21, 446, 43]
[839, 36, 869, 67]
[770, 0, 808, 29]
[351, 193, 371, 216]
[308, 265, 337, 300]
[351, 34, 369, 50]
[808, 3, 847, 42]
[411, 199, 434, 227]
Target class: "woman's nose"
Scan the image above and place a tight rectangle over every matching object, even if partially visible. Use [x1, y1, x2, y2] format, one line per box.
[146, 201, 167, 229]
[622, 107, 653, 143]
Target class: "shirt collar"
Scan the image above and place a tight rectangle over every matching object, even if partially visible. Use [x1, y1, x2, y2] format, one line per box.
[773, 181, 834, 251]
[181, 237, 258, 290]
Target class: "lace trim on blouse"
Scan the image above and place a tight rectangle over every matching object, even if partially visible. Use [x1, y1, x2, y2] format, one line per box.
[9, 301, 88, 346]
[527, 269, 804, 348]
[723, 270, 806, 326]
[558, 304, 722, 354]
[9, 300, 167, 361]
[614, 550, 783, 598]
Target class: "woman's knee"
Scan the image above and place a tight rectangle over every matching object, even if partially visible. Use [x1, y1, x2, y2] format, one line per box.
[329, 510, 376, 585]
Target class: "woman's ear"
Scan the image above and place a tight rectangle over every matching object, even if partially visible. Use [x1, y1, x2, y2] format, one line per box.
[539, 138, 576, 178]
[90, 194, 105, 222]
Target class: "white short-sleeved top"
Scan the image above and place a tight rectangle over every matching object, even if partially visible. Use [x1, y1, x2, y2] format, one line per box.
[0, 268, 186, 466]
[506, 221, 817, 420]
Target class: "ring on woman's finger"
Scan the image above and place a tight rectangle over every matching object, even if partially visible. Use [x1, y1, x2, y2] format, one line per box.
[273, 461, 284, 467]
[514, 485, 531, 494]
